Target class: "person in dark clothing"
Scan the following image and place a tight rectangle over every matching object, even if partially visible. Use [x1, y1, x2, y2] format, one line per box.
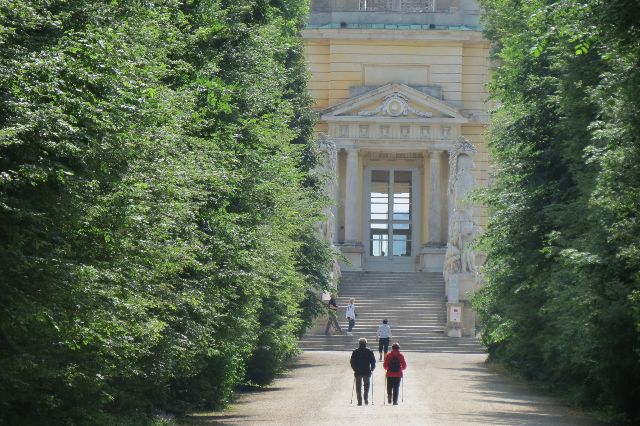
[350, 338, 376, 406]
[324, 293, 343, 335]
[376, 319, 392, 361]
[383, 342, 407, 405]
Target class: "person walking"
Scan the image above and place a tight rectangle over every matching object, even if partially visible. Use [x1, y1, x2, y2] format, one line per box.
[350, 338, 376, 406]
[345, 297, 356, 336]
[376, 319, 392, 361]
[324, 294, 343, 335]
[383, 342, 407, 405]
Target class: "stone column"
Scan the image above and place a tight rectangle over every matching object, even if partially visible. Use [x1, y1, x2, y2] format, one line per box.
[344, 147, 360, 243]
[428, 150, 443, 244]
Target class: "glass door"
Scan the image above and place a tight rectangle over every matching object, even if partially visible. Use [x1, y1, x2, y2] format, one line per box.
[369, 169, 413, 259]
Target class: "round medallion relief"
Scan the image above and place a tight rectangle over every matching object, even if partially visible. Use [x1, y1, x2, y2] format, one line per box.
[383, 96, 407, 117]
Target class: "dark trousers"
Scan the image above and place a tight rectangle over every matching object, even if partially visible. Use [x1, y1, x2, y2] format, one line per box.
[348, 318, 355, 332]
[325, 311, 341, 334]
[386, 376, 401, 404]
[378, 337, 390, 357]
[355, 374, 371, 404]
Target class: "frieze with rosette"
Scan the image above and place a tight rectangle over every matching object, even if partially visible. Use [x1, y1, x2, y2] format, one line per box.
[357, 93, 433, 118]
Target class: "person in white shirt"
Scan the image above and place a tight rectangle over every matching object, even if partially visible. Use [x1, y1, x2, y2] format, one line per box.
[376, 319, 392, 361]
[345, 298, 356, 336]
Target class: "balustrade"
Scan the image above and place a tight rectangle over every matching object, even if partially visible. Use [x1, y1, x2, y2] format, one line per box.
[359, 0, 433, 12]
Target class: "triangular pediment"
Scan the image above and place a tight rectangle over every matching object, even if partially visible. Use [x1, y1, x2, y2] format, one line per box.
[320, 83, 467, 122]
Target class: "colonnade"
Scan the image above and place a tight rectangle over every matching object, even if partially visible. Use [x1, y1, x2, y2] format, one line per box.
[338, 147, 448, 249]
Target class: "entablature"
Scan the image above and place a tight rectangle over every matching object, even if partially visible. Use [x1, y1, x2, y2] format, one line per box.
[321, 82, 467, 146]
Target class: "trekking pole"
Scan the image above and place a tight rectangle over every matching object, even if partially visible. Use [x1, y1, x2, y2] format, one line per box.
[350, 376, 355, 405]
[383, 376, 386, 406]
[370, 373, 374, 405]
[402, 376, 404, 403]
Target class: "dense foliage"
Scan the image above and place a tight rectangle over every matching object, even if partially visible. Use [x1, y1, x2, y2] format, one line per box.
[0, 0, 333, 424]
[476, 0, 640, 422]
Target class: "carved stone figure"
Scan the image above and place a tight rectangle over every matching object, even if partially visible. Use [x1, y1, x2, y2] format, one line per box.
[315, 134, 338, 244]
[444, 242, 461, 275]
[445, 137, 481, 276]
[448, 208, 477, 274]
[314, 134, 341, 287]
[453, 154, 474, 204]
[448, 137, 477, 197]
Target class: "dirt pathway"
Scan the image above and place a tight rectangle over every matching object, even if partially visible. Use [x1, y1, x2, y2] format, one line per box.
[187, 351, 602, 425]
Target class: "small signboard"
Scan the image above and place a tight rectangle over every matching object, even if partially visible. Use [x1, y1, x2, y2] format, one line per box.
[450, 306, 462, 323]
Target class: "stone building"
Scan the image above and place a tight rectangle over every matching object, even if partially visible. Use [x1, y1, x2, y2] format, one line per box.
[304, 0, 490, 335]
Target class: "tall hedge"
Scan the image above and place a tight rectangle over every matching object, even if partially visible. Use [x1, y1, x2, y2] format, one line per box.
[0, 1, 332, 424]
[476, 0, 640, 422]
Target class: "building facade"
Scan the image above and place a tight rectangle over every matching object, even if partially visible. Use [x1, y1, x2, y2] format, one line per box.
[304, 0, 490, 286]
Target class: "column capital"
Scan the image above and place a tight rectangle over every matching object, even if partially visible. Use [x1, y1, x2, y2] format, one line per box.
[428, 150, 444, 159]
[344, 147, 360, 154]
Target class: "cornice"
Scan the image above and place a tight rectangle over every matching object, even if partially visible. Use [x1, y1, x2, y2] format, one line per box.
[302, 28, 486, 42]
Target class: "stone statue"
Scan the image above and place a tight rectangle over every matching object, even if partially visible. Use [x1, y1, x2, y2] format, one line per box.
[448, 208, 478, 274]
[315, 134, 338, 244]
[444, 242, 461, 275]
[445, 137, 481, 279]
[448, 138, 477, 205]
[453, 154, 475, 206]
[314, 134, 341, 287]
[444, 137, 482, 318]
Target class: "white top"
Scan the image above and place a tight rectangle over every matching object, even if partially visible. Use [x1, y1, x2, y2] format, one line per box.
[377, 324, 392, 339]
[345, 303, 355, 319]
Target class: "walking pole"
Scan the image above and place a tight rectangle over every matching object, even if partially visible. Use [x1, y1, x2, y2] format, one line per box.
[402, 376, 404, 403]
[383, 376, 386, 406]
[370, 374, 374, 405]
[350, 376, 355, 405]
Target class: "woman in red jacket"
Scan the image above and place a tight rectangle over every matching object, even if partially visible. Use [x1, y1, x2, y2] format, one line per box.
[383, 342, 407, 405]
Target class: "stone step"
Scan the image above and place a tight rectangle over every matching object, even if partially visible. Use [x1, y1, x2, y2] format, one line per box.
[298, 336, 484, 354]
[301, 271, 483, 354]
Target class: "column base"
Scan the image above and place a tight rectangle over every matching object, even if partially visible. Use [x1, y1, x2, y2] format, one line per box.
[446, 302, 464, 338]
[462, 303, 477, 337]
[458, 273, 481, 301]
[445, 272, 482, 338]
[338, 242, 364, 271]
[446, 301, 477, 338]
[419, 244, 446, 272]
[447, 326, 462, 338]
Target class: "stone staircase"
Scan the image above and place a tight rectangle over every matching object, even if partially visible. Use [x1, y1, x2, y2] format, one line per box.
[298, 271, 484, 353]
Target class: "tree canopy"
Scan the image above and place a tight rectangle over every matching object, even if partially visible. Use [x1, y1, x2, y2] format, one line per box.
[0, 1, 333, 424]
[476, 0, 640, 422]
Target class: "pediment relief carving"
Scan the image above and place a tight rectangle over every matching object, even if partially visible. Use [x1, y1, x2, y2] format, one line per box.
[320, 83, 467, 123]
[357, 93, 433, 118]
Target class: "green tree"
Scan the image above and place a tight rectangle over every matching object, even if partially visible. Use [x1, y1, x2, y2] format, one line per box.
[0, 1, 332, 423]
[476, 0, 640, 422]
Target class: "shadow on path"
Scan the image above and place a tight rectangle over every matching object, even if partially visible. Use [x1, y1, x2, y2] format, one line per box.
[185, 351, 603, 426]
[183, 414, 252, 425]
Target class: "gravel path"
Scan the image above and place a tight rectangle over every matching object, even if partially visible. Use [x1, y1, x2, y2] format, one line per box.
[187, 351, 602, 425]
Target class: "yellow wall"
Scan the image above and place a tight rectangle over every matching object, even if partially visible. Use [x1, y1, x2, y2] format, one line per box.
[304, 29, 491, 239]
[304, 35, 490, 111]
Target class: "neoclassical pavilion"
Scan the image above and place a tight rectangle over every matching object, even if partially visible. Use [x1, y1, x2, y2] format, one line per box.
[304, 0, 491, 279]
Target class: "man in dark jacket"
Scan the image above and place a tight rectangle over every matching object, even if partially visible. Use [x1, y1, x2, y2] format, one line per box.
[350, 338, 376, 405]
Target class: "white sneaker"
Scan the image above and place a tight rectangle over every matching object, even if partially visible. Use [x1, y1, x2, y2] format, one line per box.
[347, 332, 353, 336]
